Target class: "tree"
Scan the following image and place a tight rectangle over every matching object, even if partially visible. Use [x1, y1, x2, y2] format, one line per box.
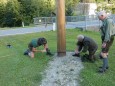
[65, 0, 79, 16]
[4, 0, 22, 27]
[0, 3, 5, 27]
[18, 0, 36, 25]
[0, 0, 8, 4]
[96, 0, 115, 14]
[80, 0, 95, 3]
[17, 0, 55, 24]
[32, 0, 55, 17]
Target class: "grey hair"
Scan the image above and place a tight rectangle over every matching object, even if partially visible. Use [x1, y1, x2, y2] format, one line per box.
[97, 11, 107, 17]
[77, 35, 84, 41]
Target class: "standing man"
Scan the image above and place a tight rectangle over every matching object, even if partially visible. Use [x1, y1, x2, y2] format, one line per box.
[73, 35, 98, 62]
[24, 37, 53, 58]
[97, 11, 114, 73]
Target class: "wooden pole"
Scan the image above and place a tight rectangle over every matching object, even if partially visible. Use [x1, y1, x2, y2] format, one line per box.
[56, 0, 66, 56]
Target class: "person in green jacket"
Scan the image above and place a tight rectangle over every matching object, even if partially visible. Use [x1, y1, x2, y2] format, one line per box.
[97, 11, 114, 73]
[24, 37, 53, 58]
[73, 35, 98, 62]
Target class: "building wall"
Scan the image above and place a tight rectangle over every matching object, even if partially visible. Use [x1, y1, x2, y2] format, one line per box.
[76, 3, 97, 15]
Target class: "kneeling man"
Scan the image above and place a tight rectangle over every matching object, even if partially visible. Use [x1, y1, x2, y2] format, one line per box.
[24, 37, 52, 58]
[73, 35, 98, 62]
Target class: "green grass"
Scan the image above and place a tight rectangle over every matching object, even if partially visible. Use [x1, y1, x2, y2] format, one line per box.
[0, 29, 115, 86]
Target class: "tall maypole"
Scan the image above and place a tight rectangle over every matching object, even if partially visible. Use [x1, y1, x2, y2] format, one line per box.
[56, 0, 66, 56]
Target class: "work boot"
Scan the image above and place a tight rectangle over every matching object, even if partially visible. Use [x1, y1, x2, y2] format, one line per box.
[46, 52, 53, 55]
[99, 66, 109, 69]
[24, 49, 30, 55]
[98, 69, 106, 73]
[46, 48, 53, 56]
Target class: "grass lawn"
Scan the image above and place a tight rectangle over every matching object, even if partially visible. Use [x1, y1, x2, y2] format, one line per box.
[0, 29, 115, 86]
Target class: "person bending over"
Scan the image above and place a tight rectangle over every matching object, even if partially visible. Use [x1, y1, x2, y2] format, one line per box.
[24, 37, 52, 58]
[73, 35, 98, 62]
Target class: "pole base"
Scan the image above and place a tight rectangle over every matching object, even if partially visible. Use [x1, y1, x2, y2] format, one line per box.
[57, 52, 66, 57]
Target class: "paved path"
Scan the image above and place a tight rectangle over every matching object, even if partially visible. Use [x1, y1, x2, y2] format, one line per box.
[0, 25, 53, 36]
[0, 21, 100, 36]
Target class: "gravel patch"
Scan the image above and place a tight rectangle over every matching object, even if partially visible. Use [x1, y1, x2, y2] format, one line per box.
[40, 52, 84, 86]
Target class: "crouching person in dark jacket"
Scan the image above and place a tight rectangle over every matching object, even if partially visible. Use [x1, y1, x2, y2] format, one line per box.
[73, 35, 98, 62]
[24, 37, 53, 58]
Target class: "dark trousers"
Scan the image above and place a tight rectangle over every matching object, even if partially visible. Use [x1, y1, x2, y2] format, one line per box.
[88, 47, 98, 61]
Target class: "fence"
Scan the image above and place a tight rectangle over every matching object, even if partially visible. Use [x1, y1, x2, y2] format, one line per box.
[33, 15, 99, 24]
[33, 15, 115, 30]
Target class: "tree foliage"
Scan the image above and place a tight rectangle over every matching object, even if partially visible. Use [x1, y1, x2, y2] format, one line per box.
[65, 0, 79, 16]
[97, 0, 115, 14]
[18, 0, 38, 25]
[80, 0, 95, 3]
[4, 0, 21, 27]
[0, 3, 5, 27]
[0, 0, 115, 27]
[0, 0, 55, 27]
[0, 0, 79, 27]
